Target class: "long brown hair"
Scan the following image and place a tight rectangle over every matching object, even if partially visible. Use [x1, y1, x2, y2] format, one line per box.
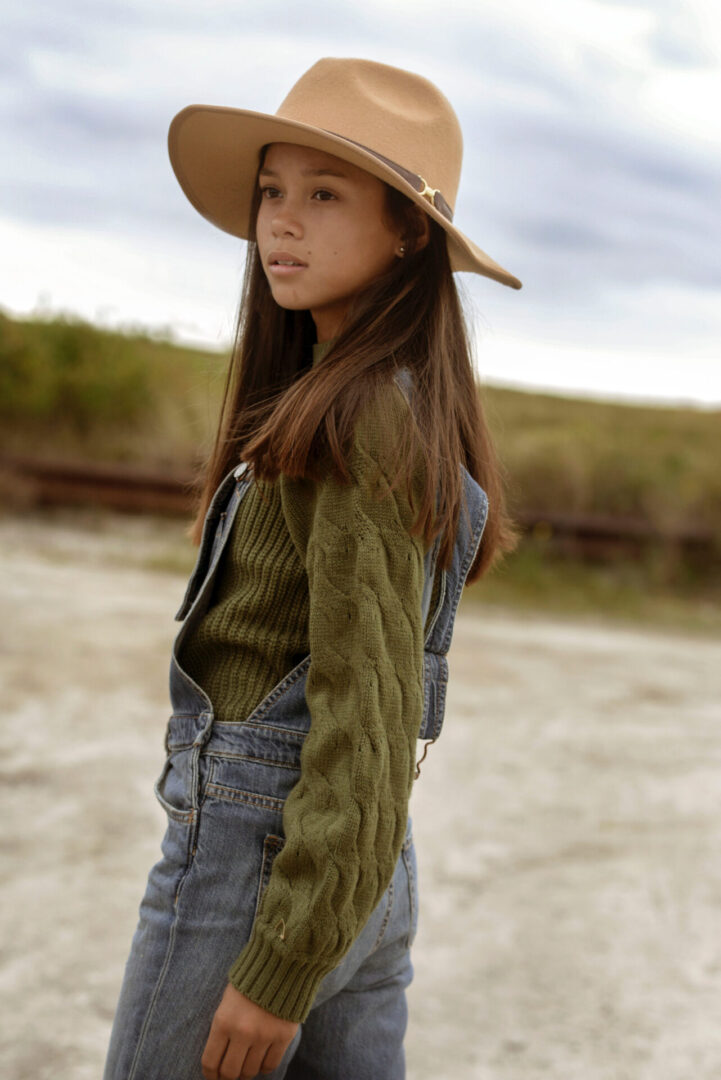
[186, 160, 518, 582]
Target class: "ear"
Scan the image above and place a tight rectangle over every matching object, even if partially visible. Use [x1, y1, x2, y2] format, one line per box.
[415, 209, 431, 252]
[395, 205, 431, 258]
[404, 204, 430, 253]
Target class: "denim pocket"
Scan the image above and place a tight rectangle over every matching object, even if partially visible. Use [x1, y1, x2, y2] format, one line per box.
[401, 835, 419, 949]
[153, 746, 214, 824]
[253, 833, 285, 921]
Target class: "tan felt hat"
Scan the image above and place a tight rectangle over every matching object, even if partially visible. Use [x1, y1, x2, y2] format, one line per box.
[167, 57, 522, 290]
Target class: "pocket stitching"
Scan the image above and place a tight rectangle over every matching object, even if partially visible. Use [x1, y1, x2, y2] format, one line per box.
[204, 782, 286, 813]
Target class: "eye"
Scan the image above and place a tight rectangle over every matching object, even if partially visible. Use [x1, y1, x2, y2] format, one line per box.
[259, 185, 281, 199]
[312, 189, 336, 201]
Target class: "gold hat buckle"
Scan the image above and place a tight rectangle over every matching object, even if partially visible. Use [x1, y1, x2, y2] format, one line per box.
[417, 177, 440, 206]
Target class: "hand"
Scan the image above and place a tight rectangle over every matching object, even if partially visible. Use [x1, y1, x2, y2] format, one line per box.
[201, 983, 299, 1080]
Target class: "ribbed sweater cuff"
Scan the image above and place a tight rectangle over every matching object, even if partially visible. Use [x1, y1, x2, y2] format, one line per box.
[227, 927, 333, 1023]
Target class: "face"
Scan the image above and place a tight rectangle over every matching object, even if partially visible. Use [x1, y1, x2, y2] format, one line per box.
[255, 143, 404, 342]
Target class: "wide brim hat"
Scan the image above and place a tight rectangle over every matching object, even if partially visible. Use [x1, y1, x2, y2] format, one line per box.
[168, 57, 522, 290]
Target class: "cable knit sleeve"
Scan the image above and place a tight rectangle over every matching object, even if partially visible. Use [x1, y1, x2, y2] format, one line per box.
[226, 384, 427, 1022]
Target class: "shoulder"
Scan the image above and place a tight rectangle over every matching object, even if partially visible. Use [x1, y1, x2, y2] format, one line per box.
[278, 376, 427, 558]
[352, 373, 419, 477]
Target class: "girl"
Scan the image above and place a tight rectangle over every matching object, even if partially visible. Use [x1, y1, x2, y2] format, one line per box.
[102, 57, 522, 1080]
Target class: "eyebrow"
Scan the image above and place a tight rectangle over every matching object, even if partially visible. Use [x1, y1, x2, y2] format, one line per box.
[258, 166, 350, 180]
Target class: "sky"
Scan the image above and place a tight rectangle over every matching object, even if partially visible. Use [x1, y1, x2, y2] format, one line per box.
[1, 0, 720, 407]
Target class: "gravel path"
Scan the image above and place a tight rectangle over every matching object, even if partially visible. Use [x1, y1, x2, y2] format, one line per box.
[1, 512, 720, 1079]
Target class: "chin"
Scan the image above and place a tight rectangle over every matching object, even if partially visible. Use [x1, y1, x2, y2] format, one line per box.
[270, 296, 310, 313]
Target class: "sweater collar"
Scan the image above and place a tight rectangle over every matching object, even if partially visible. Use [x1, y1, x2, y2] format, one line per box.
[312, 340, 333, 367]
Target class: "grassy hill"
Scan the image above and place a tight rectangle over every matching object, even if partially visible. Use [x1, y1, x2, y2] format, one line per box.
[2, 309, 719, 631]
[2, 309, 719, 529]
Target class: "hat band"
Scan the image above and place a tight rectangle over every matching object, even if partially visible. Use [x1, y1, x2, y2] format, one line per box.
[326, 131, 454, 223]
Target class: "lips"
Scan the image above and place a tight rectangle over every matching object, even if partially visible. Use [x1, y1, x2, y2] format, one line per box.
[268, 251, 308, 267]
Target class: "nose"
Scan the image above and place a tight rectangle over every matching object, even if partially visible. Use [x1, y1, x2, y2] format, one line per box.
[271, 198, 303, 239]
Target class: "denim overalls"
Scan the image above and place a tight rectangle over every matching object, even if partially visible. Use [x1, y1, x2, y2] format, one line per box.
[102, 370, 489, 1080]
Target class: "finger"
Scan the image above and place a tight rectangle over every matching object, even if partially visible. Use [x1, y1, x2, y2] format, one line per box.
[217, 1039, 251, 1080]
[239, 1043, 271, 1079]
[201, 1028, 230, 1080]
[259, 1039, 288, 1075]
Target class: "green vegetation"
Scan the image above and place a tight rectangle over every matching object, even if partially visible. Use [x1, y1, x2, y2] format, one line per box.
[2, 308, 719, 632]
[0, 311, 151, 431]
[0, 309, 226, 467]
[484, 386, 721, 536]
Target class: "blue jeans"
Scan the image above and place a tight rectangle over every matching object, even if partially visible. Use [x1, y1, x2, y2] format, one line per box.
[102, 711, 419, 1079]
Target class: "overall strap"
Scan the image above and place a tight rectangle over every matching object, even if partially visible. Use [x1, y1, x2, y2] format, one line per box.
[173, 461, 253, 622]
[418, 465, 488, 743]
[424, 464, 489, 658]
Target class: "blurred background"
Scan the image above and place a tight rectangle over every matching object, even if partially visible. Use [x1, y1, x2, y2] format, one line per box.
[1, 2, 720, 1078]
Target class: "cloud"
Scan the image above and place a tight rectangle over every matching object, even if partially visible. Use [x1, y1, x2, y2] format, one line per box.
[2, 0, 719, 401]
[477, 111, 721, 290]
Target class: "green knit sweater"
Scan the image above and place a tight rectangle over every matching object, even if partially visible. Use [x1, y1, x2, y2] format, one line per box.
[179, 343, 429, 1021]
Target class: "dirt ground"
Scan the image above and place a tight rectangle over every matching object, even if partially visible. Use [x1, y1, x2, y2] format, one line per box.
[1, 510, 720, 1080]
